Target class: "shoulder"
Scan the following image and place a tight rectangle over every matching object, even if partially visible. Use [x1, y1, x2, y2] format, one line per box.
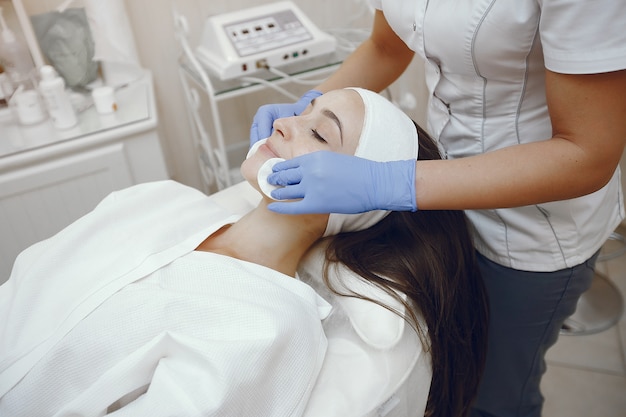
[539, 0, 626, 73]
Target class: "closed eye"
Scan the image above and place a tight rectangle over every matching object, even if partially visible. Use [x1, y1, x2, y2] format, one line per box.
[311, 129, 327, 143]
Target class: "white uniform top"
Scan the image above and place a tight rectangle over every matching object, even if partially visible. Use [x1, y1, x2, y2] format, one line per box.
[371, 0, 626, 271]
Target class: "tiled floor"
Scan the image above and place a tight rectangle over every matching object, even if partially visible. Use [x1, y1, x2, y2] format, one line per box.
[541, 229, 626, 417]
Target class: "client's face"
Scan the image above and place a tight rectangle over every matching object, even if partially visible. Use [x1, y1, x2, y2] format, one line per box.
[241, 89, 364, 190]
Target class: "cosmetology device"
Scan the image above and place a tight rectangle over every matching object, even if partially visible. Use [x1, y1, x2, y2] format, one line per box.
[196, 1, 336, 80]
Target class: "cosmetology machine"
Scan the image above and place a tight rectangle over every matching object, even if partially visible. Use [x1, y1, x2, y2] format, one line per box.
[196, 1, 336, 81]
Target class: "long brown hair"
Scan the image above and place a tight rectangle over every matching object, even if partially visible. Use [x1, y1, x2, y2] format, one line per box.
[323, 123, 488, 417]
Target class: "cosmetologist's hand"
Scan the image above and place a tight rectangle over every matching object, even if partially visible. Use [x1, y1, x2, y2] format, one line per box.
[249, 90, 323, 146]
[267, 151, 418, 214]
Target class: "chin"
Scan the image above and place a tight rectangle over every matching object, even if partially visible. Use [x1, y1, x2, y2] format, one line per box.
[240, 154, 266, 194]
[240, 158, 254, 183]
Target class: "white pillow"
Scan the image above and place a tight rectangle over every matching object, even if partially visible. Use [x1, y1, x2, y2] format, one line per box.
[298, 243, 406, 350]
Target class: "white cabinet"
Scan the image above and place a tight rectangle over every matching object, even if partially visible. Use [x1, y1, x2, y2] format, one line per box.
[0, 74, 168, 283]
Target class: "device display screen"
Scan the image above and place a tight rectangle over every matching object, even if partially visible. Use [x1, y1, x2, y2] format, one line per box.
[223, 10, 312, 57]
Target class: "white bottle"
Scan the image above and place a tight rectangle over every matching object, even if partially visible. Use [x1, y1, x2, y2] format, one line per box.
[0, 6, 35, 93]
[39, 65, 77, 129]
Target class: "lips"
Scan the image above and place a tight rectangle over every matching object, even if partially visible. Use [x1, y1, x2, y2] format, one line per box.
[259, 141, 280, 158]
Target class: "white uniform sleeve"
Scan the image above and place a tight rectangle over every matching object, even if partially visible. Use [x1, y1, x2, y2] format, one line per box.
[368, 0, 382, 11]
[539, 0, 626, 73]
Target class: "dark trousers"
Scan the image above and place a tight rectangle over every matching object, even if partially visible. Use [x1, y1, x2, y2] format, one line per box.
[470, 251, 598, 417]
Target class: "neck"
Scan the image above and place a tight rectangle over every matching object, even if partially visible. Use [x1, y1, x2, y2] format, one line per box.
[196, 200, 328, 277]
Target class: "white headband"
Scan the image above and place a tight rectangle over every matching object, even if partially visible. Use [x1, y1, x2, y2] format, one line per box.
[323, 88, 419, 237]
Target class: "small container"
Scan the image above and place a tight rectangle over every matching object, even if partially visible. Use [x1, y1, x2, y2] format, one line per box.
[13, 87, 47, 125]
[39, 65, 77, 129]
[91, 86, 117, 114]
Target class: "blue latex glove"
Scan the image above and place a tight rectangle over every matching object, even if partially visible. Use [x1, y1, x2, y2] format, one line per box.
[249, 90, 323, 146]
[267, 151, 418, 214]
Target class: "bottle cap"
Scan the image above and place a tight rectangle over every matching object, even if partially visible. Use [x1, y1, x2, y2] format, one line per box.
[39, 65, 57, 81]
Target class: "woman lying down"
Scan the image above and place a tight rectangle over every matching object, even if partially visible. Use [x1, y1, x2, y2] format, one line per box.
[0, 88, 488, 417]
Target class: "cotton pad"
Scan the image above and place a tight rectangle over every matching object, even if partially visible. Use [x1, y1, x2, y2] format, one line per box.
[257, 157, 286, 200]
[246, 138, 268, 160]
[247, 139, 286, 200]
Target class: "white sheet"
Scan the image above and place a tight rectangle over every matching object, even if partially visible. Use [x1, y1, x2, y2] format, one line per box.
[0, 181, 330, 417]
[1, 180, 432, 417]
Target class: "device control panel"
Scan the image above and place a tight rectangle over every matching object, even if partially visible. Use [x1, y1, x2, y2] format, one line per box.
[196, 1, 336, 80]
[225, 9, 312, 57]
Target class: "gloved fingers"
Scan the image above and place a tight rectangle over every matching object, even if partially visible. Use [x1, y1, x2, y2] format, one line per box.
[268, 192, 331, 214]
[250, 114, 275, 147]
[249, 121, 261, 147]
[267, 201, 295, 214]
[270, 183, 305, 201]
[268, 200, 310, 215]
[271, 157, 301, 172]
[295, 90, 323, 112]
[249, 91, 321, 147]
[267, 161, 303, 186]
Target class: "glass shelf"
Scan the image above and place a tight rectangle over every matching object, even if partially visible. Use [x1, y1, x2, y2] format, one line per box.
[179, 50, 347, 98]
[0, 74, 154, 159]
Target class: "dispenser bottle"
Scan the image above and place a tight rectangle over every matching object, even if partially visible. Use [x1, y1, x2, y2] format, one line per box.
[0, 6, 36, 94]
[39, 65, 77, 129]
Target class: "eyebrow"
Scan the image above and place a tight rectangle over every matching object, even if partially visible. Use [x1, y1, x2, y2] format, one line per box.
[311, 98, 344, 145]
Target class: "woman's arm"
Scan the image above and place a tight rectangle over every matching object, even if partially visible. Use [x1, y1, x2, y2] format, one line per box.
[267, 69, 626, 215]
[316, 10, 415, 93]
[414, 69, 626, 210]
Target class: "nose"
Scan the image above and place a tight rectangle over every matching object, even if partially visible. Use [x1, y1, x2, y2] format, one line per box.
[272, 115, 299, 141]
